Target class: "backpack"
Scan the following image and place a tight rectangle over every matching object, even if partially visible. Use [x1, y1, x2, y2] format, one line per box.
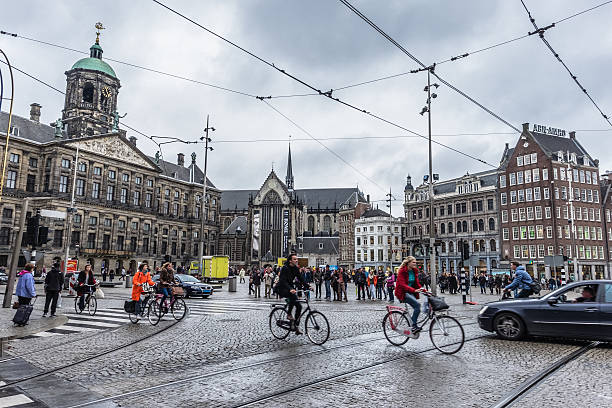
[529, 281, 542, 294]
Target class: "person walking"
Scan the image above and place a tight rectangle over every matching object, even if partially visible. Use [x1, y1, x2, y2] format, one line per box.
[101, 268, 107, 282]
[355, 268, 366, 300]
[324, 266, 332, 301]
[314, 267, 323, 299]
[386, 271, 396, 302]
[479, 273, 487, 294]
[109, 269, 115, 282]
[548, 277, 556, 291]
[15, 263, 37, 306]
[239, 267, 246, 283]
[495, 274, 503, 295]
[121, 267, 127, 281]
[264, 268, 273, 298]
[449, 273, 458, 294]
[252, 269, 262, 298]
[368, 272, 376, 300]
[43, 262, 63, 317]
[376, 271, 384, 300]
[337, 269, 348, 301]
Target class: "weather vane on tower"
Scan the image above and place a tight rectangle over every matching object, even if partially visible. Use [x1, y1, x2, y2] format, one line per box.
[95, 22, 105, 44]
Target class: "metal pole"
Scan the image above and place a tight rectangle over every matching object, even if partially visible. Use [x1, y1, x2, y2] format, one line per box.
[427, 69, 437, 296]
[567, 161, 579, 281]
[64, 144, 79, 276]
[3, 198, 29, 308]
[388, 188, 393, 272]
[198, 115, 211, 277]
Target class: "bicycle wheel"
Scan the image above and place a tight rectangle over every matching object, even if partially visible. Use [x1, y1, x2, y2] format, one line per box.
[87, 295, 97, 316]
[148, 299, 161, 326]
[305, 311, 330, 345]
[171, 298, 187, 321]
[128, 312, 140, 323]
[269, 307, 290, 340]
[382, 311, 410, 346]
[74, 296, 83, 314]
[429, 315, 465, 354]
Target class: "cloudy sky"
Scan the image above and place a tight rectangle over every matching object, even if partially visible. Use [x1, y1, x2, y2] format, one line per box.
[2, 0, 611, 212]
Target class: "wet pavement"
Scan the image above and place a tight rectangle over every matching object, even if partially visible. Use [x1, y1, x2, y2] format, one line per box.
[0, 282, 609, 407]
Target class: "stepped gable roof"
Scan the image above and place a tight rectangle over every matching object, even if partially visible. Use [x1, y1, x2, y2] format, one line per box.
[0, 111, 61, 143]
[298, 236, 339, 255]
[222, 216, 247, 234]
[361, 208, 390, 218]
[146, 156, 215, 187]
[221, 190, 256, 211]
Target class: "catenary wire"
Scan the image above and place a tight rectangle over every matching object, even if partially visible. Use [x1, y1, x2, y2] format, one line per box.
[337, 0, 521, 133]
[0, 30, 259, 99]
[151, 0, 499, 169]
[0, 49, 15, 202]
[519, 0, 612, 127]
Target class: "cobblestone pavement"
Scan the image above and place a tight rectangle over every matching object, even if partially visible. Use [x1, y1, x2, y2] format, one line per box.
[2, 281, 608, 408]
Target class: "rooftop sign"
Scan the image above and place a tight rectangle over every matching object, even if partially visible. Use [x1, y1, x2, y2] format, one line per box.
[532, 124, 566, 136]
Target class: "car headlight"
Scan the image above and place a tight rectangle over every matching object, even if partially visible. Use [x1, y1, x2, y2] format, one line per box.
[479, 306, 489, 315]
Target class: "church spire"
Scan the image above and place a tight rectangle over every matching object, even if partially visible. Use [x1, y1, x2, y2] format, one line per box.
[285, 140, 294, 190]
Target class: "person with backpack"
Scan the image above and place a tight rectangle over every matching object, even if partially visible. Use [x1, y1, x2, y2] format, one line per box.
[43, 262, 63, 317]
[503, 261, 534, 298]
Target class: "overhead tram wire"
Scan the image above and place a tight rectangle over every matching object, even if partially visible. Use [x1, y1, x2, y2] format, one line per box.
[151, 0, 498, 169]
[0, 30, 259, 99]
[337, 0, 521, 133]
[0, 48, 15, 202]
[519, 0, 612, 128]
[0, 61, 172, 173]
[262, 0, 612, 100]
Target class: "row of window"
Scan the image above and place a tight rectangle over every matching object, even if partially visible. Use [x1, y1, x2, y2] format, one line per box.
[355, 236, 400, 246]
[355, 225, 400, 233]
[501, 187, 599, 205]
[355, 249, 401, 263]
[501, 167, 598, 188]
[503, 225, 603, 241]
[410, 199, 495, 221]
[512, 244, 604, 260]
[410, 218, 496, 236]
[516, 152, 538, 167]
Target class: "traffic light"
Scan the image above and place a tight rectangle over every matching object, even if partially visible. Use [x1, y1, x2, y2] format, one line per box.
[24, 216, 38, 246]
[563, 256, 568, 262]
[461, 241, 470, 261]
[37, 226, 49, 246]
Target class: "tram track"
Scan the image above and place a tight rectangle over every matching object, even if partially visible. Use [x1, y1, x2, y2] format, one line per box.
[0, 319, 180, 390]
[64, 323, 484, 408]
[490, 341, 600, 408]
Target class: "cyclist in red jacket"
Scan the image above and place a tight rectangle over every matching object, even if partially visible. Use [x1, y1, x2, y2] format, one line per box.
[394, 256, 423, 332]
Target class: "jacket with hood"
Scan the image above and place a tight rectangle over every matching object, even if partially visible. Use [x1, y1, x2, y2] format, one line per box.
[16, 270, 36, 298]
[505, 266, 533, 291]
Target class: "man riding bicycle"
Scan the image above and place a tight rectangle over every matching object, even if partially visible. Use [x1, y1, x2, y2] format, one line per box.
[276, 254, 306, 335]
[395, 256, 424, 333]
[503, 261, 533, 298]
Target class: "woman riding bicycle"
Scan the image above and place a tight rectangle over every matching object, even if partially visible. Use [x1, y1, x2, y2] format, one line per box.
[159, 262, 176, 310]
[132, 261, 156, 315]
[276, 254, 306, 335]
[76, 264, 97, 311]
[395, 256, 424, 333]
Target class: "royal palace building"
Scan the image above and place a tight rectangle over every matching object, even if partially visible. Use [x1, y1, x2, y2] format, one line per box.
[0, 34, 221, 273]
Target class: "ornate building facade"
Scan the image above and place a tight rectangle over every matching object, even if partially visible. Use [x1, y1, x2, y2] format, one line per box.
[0, 34, 221, 273]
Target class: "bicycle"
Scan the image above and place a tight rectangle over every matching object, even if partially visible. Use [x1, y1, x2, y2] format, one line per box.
[74, 283, 98, 316]
[129, 285, 157, 324]
[382, 290, 465, 354]
[269, 289, 330, 345]
[148, 285, 188, 325]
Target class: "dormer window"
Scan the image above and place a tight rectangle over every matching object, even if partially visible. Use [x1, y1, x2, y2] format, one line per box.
[571, 153, 577, 163]
[583, 156, 590, 166]
[9, 126, 19, 136]
[557, 151, 564, 162]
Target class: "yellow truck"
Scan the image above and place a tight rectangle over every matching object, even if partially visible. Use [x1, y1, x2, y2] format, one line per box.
[196, 256, 229, 282]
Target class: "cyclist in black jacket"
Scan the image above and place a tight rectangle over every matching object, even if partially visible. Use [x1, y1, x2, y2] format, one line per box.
[276, 254, 305, 334]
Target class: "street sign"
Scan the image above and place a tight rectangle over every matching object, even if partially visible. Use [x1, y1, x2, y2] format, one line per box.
[468, 255, 480, 267]
[66, 259, 78, 273]
[543, 255, 564, 266]
[39, 209, 66, 219]
[22, 250, 31, 262]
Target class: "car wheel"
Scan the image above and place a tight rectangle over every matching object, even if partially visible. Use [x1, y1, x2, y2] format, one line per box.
[203, 295, 210, 299]
[494, 313, 525, 340]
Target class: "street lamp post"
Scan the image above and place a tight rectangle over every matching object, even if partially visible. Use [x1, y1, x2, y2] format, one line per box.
[198, 115, 214, 278]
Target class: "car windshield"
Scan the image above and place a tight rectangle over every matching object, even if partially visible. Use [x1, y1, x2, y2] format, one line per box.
[177, 274, 200, 283]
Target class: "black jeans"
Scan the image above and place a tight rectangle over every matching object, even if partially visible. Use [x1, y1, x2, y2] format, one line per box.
[315, 282, 322, 298]
[516, 288, 533, 298]
[18, 296, 31, 305]
[44, 291, 59, 314]
[357, 284, 365, 299]
[78, 288, 94, 310]
[286, 292, 302, 322]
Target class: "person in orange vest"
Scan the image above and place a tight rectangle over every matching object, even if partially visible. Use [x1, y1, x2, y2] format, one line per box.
[132, 261, 155, 315]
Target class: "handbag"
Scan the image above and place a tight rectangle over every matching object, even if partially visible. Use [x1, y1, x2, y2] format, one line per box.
[95, 287, 105, 299]
[172, 286, 185, 297]
[428, 296, 449, 311]
[124, 300, 135, 313]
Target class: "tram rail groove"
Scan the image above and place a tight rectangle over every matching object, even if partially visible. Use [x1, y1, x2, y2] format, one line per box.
[64, 330, 489, 408]
[0, 319, 180, 390]
[491, 341, 600, 408]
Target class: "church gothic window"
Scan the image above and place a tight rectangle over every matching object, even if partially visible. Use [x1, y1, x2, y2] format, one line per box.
[308, 216, 315, 232]
[323, 215, 331, 232]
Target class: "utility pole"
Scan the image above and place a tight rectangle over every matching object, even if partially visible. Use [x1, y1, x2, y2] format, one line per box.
[198, 115, 214, 278]
[63, 144, 79, 277]
[3, 196, 51, 308]
[414, 64, 439, 295]
[386, 189, 393, 272]
[567, 160, 579, 281]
